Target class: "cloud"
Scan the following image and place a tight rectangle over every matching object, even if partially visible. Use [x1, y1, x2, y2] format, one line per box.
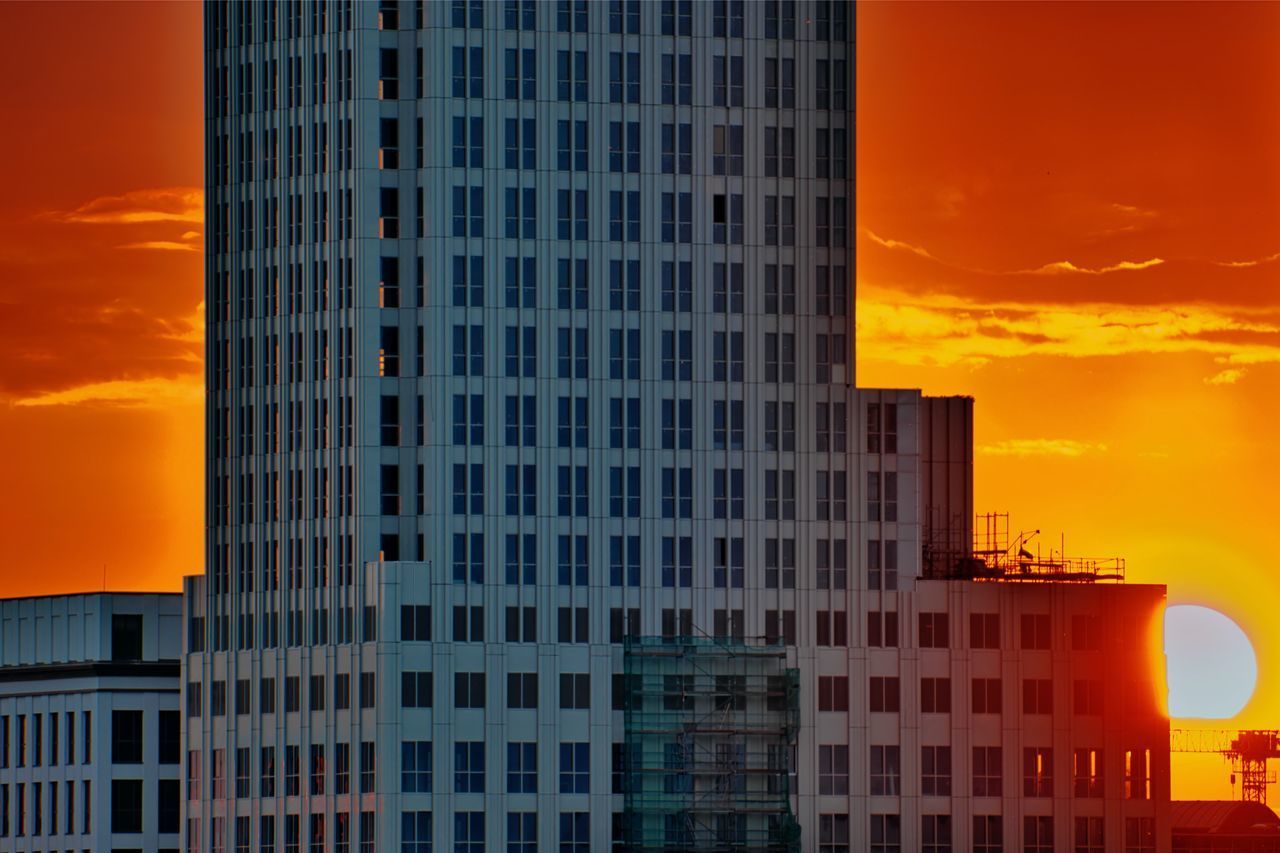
[863, 229, 939, 261]
[857, 285, 1280, 368]
[1205, 369, 1246, 385]
[1110, 202, 1157, 219]
[118, 241, 200, 253]
[979, 439, 1108, 458]
[12, 375, 203, 409]
[1215, 252, 1280, 269]
[1022, 258, 1165, 275]
[51, 187, 202, 225]
[863, 228, 1165, 277]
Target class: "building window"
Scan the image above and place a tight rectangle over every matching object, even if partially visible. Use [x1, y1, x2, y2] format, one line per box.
[1074, 679, 1104, 715]
[608, 50, 640, 103]
[559, 743, 590, 794]
[818, 745, 849, 795]
[1023, 747, 1053, 797]
[401, 811, 432, 853]
[972, 678, 1002, 715]
[764, 194, 795, 246]
[400, 605, 431, 641]
[763, 57, 794, 107]
[401, 671, 433, 708]
[869, 677, 900, 714]
[922, 814, 951, 853]
[764, 126, 794, 177]
[555, 49, 588, 101]
[921, 678, 951, 714]
[1023, 679, 1053, 715]
[1024, 816, 1054, 853]
[560, 673, 591, 709]
[111, 710, 143, 764]
[921, 746, 952, 796]
[970, 613, 1000, 649]
[454, 743, 485, 793]
[869, 813, 901, 853]
[455, 672, 486, 709]
[360, 742, 375, 793]
[508, 742, 537, 793]
[1125, 817, 1156, 853]
[1125, 748, 1151, 800]
[972, 746, 1002, 797]
[817, 676, 849, 713]
[661, 122, 692, 174]
[712, 53, 744, 106]
[111, 778, 142, 833]
[973, 816, 1002, 853]
[867, 611, 899, 648]
[1021, 613, 1052, 650]
[401, 741, 433, 793]
[111, 614, 144, 661]
[919, 613, 949, 648]
[1073, 747, 1103, 798]
[661, 192, 693, 244]
[815, 610, 847, 647]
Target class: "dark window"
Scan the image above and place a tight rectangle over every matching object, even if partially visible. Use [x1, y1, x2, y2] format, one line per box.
[111, 778, 143, 833]
[111, 614, 144, 661]
[157, 778, 179, 834]
[111, 710, 143, 764]
[158, 711, 180, 764]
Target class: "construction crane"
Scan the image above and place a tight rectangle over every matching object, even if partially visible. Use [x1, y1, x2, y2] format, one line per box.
[1171, 729, 1280, 804]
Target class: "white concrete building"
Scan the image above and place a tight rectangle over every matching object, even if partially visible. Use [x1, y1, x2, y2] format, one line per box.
[188, 1, 1170, 850]
[0, 592, 183, 852]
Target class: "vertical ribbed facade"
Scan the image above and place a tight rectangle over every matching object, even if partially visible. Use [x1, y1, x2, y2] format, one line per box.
[187, 1, 1170, 851]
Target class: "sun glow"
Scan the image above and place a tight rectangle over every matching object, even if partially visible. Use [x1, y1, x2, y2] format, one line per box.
[1165, 605, 1257, 719]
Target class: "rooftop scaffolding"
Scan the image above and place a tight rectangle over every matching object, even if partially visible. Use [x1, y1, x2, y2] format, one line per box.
[924, 511, 1125, 583]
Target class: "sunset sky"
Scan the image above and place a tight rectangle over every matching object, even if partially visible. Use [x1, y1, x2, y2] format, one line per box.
[0, 2, 1276, 799]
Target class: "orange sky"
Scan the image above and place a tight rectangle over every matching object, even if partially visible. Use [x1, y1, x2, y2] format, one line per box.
[0, 1, 1276, 800]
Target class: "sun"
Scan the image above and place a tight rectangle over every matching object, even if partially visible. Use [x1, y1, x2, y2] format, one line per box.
[1164, 605, 1257, 719]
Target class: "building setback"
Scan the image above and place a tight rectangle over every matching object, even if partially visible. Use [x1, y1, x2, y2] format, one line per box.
[0, 592, 183, 852]
[187, 1, 1171, 851]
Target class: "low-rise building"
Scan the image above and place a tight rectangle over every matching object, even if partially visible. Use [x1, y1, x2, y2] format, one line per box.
[0, 592, 182, 852]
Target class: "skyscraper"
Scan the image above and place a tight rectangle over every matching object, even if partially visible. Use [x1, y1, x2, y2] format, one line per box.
[186, 2, 1170, 851]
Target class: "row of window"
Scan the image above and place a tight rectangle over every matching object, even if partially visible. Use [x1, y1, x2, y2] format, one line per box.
[213, 256, 850, 320]
[818, 673, 1151, 718]
[210, 0, 849, 48]
[0, 777, 181, 839]
[185, 807, 1161, 853]
[191, 806, 599, 853]
[184, 741, 1151, 805]
[826, 813, 1157, 853]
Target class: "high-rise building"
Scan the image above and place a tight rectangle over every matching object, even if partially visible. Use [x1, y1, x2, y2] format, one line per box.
[0, 592, 183, 852]
[187, 1, 1170, 851]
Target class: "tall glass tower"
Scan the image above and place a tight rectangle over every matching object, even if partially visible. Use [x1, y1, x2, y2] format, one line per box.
[185, 2, 1170, 851]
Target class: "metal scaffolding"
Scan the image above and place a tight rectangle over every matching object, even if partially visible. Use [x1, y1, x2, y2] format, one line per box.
[924, 511, 1125, 582]
[622, 636, 801, 852]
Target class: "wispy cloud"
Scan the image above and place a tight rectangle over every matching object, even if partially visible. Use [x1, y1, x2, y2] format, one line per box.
[1206, 369, 1246, 386]
[857, 286, 1280, 368]
[863, 228, 1165, 277]
[118, 240, 199, 253]
[979, 439, 1108, 458]
[1214, 252, 1280, 269]
[12, 375, 203, 409]
[863, 229, 939, 261]
[50, 187, 202, 225]
[1023, 258, 1165, 275]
